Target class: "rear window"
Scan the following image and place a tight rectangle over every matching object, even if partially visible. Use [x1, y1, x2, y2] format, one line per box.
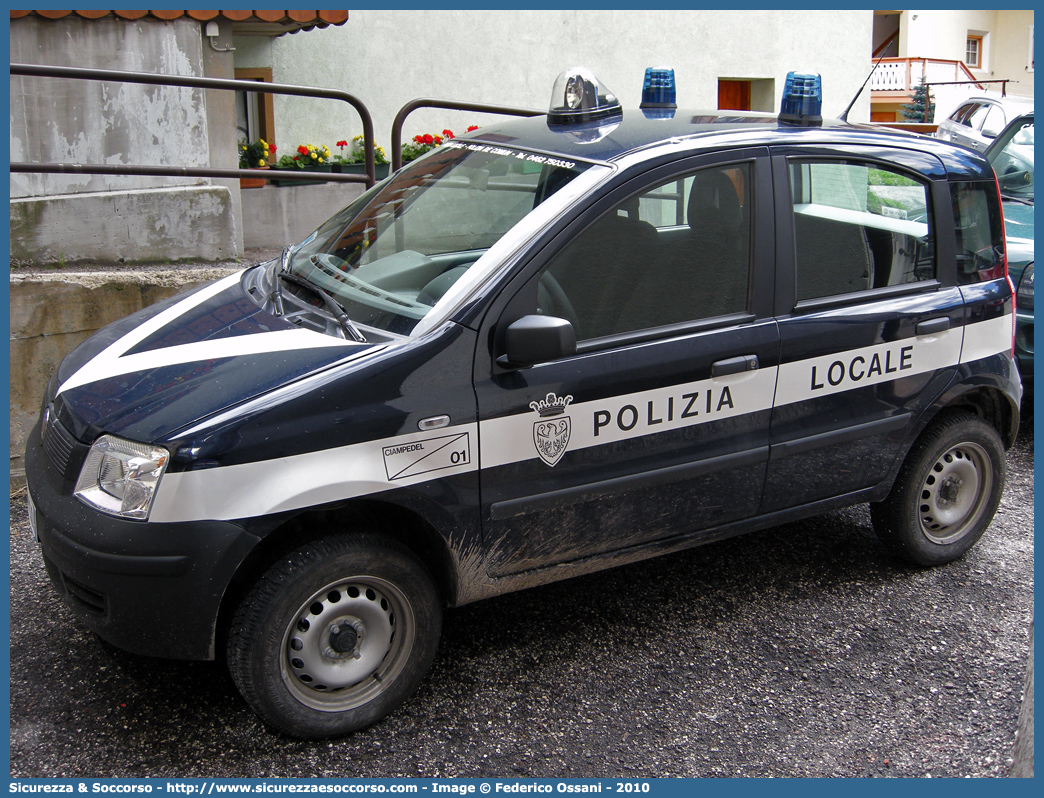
[951, 180, 1006, 284]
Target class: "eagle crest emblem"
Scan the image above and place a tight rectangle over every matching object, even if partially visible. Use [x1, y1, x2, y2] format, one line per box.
[530, 392, 573, 467]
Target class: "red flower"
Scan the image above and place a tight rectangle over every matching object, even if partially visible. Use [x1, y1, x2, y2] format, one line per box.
[269, 143, 277, 153]
[442, 129, 455, 139]
[297, 145, 310, 156]
[421, 134, 434, 145]
[336, 140, 348, 148]
[292, 155, 301, 161]
[466, 125, 479, 132]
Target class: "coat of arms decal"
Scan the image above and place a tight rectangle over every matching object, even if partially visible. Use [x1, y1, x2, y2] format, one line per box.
[530, 392, 573, 467]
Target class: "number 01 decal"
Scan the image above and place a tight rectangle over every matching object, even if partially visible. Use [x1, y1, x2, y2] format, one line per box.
[383, 432, 471, 481]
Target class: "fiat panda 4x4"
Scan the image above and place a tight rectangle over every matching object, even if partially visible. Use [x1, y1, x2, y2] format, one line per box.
[26, 69, 1021, 738]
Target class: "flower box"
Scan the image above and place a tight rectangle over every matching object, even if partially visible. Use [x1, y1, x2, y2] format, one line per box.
[272, 164, 334, 187]
[239, 167, 269, 189]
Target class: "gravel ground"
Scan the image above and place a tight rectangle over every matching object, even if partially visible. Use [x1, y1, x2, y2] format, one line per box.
[9, 412, 1033, 779]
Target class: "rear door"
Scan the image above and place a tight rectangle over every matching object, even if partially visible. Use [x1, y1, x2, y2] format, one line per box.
[474, 149, 779, 576]
[944, 102, 985, 149]
[762, 144, 966, 512]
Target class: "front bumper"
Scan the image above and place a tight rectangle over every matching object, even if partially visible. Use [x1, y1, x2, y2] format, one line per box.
[25, 417, 261, 660]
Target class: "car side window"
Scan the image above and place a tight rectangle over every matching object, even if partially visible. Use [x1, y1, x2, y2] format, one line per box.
[980, 105, 1006, 138]
[952, 103, 978, 126]
[789, 160, 935, 302]
[539, 163, 752, 341]
[967, 102, 993, 132]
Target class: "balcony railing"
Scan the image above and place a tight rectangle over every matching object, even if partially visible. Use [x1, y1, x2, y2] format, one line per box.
[869, 58, 984, 93]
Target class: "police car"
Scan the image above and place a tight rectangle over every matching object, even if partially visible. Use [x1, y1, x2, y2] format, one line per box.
[25, 68, 1021, 739]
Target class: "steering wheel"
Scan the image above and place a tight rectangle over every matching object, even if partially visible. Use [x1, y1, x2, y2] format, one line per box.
[538, 272, 581, 335]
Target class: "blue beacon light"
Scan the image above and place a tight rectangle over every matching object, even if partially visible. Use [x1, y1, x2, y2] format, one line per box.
[640, 67, 677, 119]
[779, 71, 823, 127]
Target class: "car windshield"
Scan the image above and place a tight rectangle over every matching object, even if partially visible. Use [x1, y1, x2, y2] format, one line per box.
[988, 118, 1034, 203]
[286, 143, 592, 336]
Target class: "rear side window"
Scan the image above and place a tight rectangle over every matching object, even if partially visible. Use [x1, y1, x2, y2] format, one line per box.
[952, 102, 980, 126]
[966, 103, 993, 132]
[789, 160, 935, 301]
[951, 181, 1006, 284]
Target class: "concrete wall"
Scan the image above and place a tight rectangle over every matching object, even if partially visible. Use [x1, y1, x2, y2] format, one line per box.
[232, 10, 875, 160]
[10, 186, 236, 265]
[201, 16, 245, 257]
[9, 14, 239, 263]
[993, 10, 1036, 100]
[241, 181, 364, 249]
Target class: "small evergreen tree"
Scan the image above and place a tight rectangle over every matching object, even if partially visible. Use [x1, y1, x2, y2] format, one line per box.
[900, 79, 934, 122]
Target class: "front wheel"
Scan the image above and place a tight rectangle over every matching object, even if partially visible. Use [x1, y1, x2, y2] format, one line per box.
[227, 535, 441, 738]
[870, 411, 1006, 566]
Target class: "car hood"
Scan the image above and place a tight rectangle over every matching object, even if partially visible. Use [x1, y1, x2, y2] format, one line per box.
[52, 270, 377, 443]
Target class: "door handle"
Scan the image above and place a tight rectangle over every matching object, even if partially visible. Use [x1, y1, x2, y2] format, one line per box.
[916, 317, 951, 336]
[711, 354, 759, 378]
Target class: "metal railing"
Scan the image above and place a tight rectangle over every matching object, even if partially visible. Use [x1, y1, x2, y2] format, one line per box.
[390, 98, 544, 170]
[9, 62, 378, 187]
[869, 58, 986, 94]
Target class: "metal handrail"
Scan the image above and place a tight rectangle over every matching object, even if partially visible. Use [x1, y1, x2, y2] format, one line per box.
[9, 62, 377, 186]
[390, 98, 544, 170]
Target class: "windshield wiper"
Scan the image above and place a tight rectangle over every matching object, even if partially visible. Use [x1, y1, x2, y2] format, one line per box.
[269, 245, 293, 317]
[278, 269, 367, 343]
[1000, 193, 1034, 206]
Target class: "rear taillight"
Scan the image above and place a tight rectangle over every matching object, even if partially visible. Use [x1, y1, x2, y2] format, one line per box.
[994, 174, 1016, 357]
[1007, 273, 1017, 357]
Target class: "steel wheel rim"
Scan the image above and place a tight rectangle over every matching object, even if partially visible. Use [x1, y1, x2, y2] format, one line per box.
[917, 441, 993, 545]
[280, 576, 415, 712]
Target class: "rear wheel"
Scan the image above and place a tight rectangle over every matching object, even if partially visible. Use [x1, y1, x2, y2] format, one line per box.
[227, 535, 441, 738]
[870, 411, 1005, 566]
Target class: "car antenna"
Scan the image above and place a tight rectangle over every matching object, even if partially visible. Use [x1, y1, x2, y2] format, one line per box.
[839, 54, 887, 123]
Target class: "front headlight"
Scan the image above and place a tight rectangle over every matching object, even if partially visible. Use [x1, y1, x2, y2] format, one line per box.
[74, 435, 170, 520]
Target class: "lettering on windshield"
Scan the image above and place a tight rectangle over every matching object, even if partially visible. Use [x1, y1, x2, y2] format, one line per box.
[445, 141, 576, 170]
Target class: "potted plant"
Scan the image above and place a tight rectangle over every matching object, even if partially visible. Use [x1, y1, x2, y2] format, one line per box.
[238, 139, 275, 188]
[273, 143, 333, 185]
[401, 126, 478, 163]
[333, 136, 391, 179]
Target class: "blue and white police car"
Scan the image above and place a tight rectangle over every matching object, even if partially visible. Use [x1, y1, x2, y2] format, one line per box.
[26, 68, 1021, 738]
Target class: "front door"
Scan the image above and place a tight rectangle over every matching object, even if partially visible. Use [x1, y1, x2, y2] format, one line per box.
[474, 152, 779, 576]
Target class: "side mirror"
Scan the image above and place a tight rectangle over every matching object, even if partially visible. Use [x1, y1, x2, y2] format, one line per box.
[497, 315, 576, 369]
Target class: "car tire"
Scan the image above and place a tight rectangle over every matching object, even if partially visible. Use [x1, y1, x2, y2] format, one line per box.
[870, 410, 1006, 566]
[227, 534, 441, 739]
